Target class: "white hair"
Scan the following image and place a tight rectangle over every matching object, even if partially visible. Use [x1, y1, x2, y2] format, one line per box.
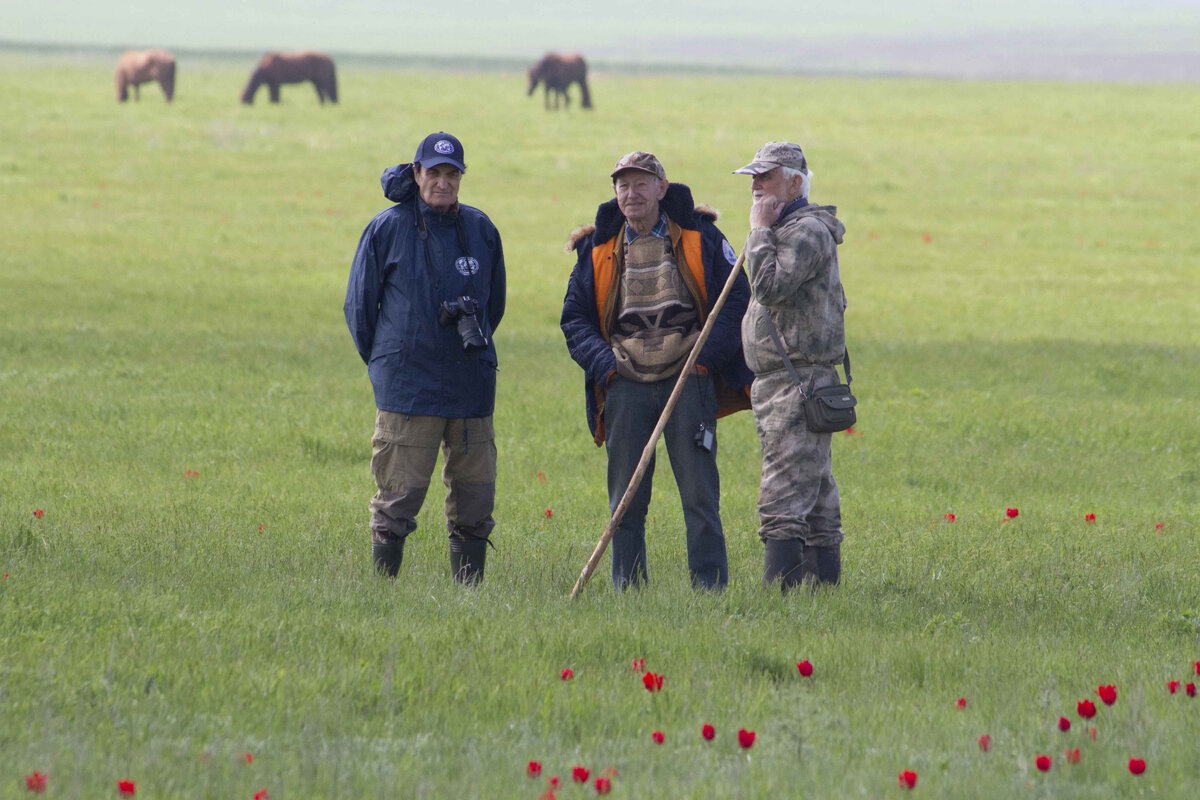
[780, 165, 812, 200]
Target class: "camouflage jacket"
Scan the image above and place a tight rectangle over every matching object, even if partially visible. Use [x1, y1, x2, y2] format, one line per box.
[741, 203, 846, 375]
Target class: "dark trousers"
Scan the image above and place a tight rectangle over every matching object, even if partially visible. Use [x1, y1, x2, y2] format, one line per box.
[604, 372, 728, 590]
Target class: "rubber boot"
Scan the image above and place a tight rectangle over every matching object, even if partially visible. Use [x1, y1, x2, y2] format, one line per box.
[763, 539, 813, 593]
[812, 542, 841, 586]
[372, 538, 404, 578]
[449, 535, 488, 586]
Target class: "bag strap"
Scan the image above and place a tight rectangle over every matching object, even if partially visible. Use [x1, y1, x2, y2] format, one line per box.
[760, 310, 851, 392]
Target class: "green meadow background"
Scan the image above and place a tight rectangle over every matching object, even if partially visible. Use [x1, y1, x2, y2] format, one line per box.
[2, 51, 1199, 797]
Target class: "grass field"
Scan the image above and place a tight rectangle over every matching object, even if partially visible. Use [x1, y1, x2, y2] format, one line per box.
[2, 52, 1199, 798]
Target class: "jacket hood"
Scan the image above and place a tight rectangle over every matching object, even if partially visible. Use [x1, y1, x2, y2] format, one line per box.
[566, 182, 719, 252]
[784, 204, 845, 245]
[381, 163, 417, 204]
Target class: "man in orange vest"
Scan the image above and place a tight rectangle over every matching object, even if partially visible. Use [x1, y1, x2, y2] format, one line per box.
[562, 152, 753, 590]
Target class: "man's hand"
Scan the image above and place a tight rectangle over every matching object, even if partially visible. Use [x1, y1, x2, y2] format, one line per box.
[750, 195, 783, 229]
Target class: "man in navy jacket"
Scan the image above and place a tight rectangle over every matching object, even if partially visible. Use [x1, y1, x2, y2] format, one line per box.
[345, 132, 505, 584]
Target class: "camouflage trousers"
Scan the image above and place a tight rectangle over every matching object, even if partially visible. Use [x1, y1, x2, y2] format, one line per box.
[368, 411, 496, 545]
[751, 368, 844, 546]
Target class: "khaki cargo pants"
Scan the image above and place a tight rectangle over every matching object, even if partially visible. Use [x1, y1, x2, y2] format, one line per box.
[369, 410, 497, 545]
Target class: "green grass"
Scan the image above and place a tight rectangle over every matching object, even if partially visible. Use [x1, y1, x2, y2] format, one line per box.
[2, 53, 1199, 798]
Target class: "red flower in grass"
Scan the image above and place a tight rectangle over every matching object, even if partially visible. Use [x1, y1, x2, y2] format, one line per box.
[1155, 523, 1165, 530]
[1187, 682, 1196, 697]
[978, 734, 991, 752]
[1035, 755, 1052, 772]
[642, 671, 664, 692]
[1077, 699, 1097, 719]
[1057, 716, 1071, 732]
[651, 730, 664, 744]
[701, 723, 715, 741]
[545, 509, 553, 519]
[631, 657, 644, 672]
[594, 776, 612, 795]
[738, 728, 756, 749]
[1089, 726, 1097, 740]
[1128, 758, 1146, 775]
[1097, 684, 1117, 705]
[844, 426, 855, 435]
[1005, 508, 1019, 519]
[117, 780, 136, 797]
[1084, 513, 1096, 522]
[956, 697, 967, 709]
[898, 769, 918, 789]
[561, 668, 574, 681]
[1194, 661, 1200, 676]
[185, 469, 198, 478]
[254, 790, 269, 800]
[549, 776, 560, 788]
[527, 761, 542, 778]
[921, 233, 932, 243]
[1065, 748, 1081, 765]
[797, 659, 814, 677]
[257, 525, 264, 532]
[572, 766, 590, 783]
[244, 752, 254, 764]
[1168, 680, 1180, 694]
[25, 771, 48, 793]
[33, 509, 44, 518]
[944, 513, 956, 522]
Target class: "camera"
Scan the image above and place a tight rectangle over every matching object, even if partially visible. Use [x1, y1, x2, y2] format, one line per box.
[438, 295, 488, 354]
[694, 422, 715, 453]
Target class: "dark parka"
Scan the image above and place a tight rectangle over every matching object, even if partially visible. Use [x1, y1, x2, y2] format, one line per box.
[345, 164, 505, 418]
[561, 182, 753, 444]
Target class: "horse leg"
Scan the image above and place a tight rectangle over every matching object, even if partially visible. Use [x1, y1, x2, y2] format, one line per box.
[543, 84, 551, 110]
[134, 83, 140, 102]
[313, 79, 325, 104]
[269, 82, 281, 103]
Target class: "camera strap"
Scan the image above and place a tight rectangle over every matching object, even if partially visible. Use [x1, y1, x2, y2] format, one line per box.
[415, 209, 481, 301]
[760, 309, 851, 399]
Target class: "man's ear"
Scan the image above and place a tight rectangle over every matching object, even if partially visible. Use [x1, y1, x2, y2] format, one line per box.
[656, 180, 669, 201]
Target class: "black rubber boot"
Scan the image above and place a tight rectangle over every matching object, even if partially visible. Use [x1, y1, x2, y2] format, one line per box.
[449, 535, 488, 585]
[812, 542, 841, 586]
[763, 539, 813, 593]
[372, 539, 404, 578]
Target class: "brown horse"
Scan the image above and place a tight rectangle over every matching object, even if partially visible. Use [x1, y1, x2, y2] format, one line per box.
[241, 52, 338, 105]
[115, 49, 176, 102]
[527, 52, 591, 110]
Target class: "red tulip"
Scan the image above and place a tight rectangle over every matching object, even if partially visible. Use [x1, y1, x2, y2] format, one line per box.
[1155, 523, 1164, 530]
[244, 752, 254, 763]
[32, 509, 44, 518]
[572, 766, 590, 783]
[1194, 661, 1200, 676]
[1097, 684, 1117, 705]
[944, 513, 956, 522]
[898, 769, 918, 789]
[956, 697, 967, 709]
[797, 660, 814, 677]
[25, 771, 48, 793]
[651, 730, 664, 744]
[642, 671, 663, 691]
[631, 657, 644, 672]
[701, 723, 715, 741]
[1187, 682, 1196, 697]
[549, 776, 560, 788]
[1057, 716, 1071, 732]
[1128, 758, 1146, 775]
[1084, 513, 1096, 522]
[117, 780, 136, 797]
[1077, 699, 1097, 719]
[545, 509, 553, 518]
[1168, 680, 1180, 694]
[1005, 507, 1019, 519]
[527, 761, 542, 778]
[978, 734, 991, 752]
[561, 668, 573, 681]
[737, 728, 756, 749]
[844, 426, 855, 435]
[1035, 755, 1051, 772]
[1065, 748, 1081, 765]
[594, 777, 611, 795]
[254, 791, 269, 800]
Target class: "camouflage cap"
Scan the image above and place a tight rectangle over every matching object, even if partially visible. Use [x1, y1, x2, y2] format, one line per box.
[610, 151, 667, 180]
[732, 141, 807, 175]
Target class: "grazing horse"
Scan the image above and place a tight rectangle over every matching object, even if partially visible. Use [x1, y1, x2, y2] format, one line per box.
[241, 52, 338, 105]
[115, 49, 176, 102]
[527, 52, 592, 110]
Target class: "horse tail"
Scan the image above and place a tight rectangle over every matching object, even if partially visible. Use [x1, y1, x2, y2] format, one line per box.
[116, 69, 128, 102]
[579, 76, 592, 109]
[327, 61, 338, 103]
[161, 59, 176, 102]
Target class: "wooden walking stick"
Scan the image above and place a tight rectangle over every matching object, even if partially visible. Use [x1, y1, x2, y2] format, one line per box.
[569, 249, 748, 600]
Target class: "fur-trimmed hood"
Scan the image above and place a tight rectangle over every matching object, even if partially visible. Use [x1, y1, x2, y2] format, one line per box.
[566, 182, 719, 252]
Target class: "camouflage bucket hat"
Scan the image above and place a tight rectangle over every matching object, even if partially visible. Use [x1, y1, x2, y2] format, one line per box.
[732, 141, 807, 175]
[610, 151, 666, 180]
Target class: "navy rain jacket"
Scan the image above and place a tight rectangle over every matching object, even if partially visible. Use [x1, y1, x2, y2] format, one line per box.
[345, 164, 505, 418]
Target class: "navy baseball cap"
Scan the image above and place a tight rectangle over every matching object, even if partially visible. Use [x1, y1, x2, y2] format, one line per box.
[413, 132, 466, 172]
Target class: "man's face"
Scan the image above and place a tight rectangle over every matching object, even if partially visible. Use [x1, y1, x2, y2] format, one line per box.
[414, 164, 462, 212]
[613, 169, 668, 229]
[751, 166, 801, 205]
